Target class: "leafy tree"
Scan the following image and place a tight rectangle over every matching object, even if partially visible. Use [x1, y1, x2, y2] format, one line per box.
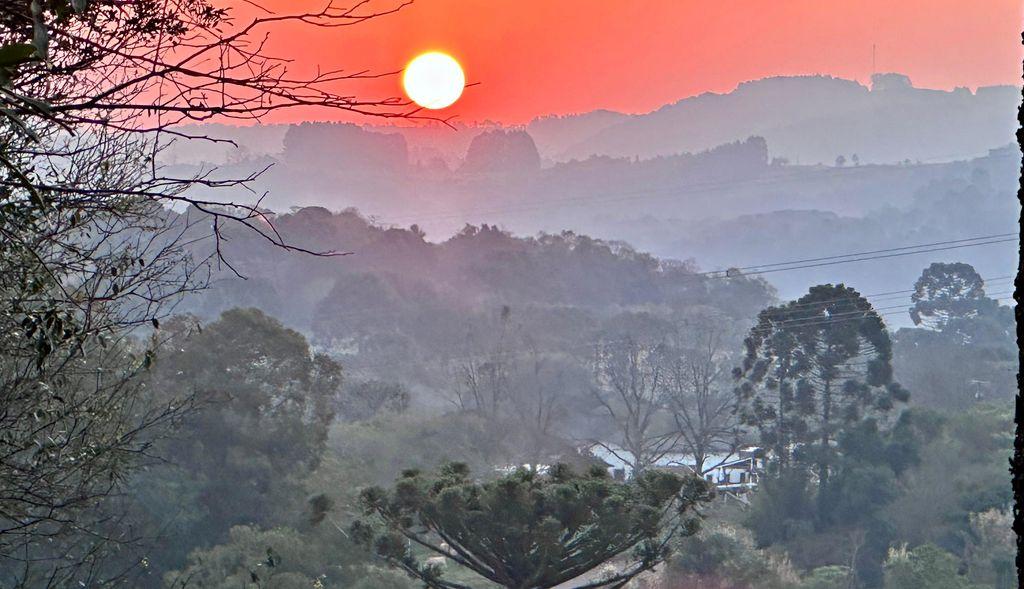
[339, 379, 411, 422]
[349, 568, 418, 589]
[884, 404, 1013, 557]
[743, 470, 816, 547]
[893, 321, 1015, 410]
[883, 544, 978, 589]
[909, 262, 992, 329]
[164, 526, 328, 589]
[164, 525, 410, 589]
[800, 565, 853, 589]
[137, 309, 343, 573]
[352, 462, 712, 589]
[669, 522, 797, 589]
[324, 412, 503, 491]
[962, 509, 1015, 589]
[312, 273, 404, 349]
[818, 416, 917, 526]
[746, 434, 907, 586]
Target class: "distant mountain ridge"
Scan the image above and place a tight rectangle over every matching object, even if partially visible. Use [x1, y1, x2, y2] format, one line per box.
[525, 109, 627, 160]
[553, 73, 1019, 165]
[161, 73, 1019, 169]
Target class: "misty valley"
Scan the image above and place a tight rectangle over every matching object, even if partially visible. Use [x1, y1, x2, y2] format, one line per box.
[120, 75, 1017, 589]
[0, 3, 1020, 589]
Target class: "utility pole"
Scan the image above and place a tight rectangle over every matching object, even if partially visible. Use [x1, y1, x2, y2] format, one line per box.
[969, 379, 990, 401]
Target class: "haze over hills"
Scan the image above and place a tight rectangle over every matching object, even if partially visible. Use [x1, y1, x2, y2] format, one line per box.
[176, 209, 776, 408]
[163, 72, 1019, 167]
[554, 73, 1019, 164]
[159, 71, 1020, 308]
[9, 4, 1021, 588]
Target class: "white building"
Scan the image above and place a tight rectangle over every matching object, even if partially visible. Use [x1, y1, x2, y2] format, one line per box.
[584, 443, 766, 492]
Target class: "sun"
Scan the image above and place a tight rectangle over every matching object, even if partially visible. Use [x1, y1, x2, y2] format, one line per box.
[402, 52, 465, 110]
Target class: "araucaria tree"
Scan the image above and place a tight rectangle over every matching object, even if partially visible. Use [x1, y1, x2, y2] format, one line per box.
[734, 284, 909, 509]
[353, 463, 712, 589]
[895, 262, 1014, 408]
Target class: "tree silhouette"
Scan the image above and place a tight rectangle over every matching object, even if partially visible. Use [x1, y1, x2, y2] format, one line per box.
[909, 262, 990, 329]
[664, 315, 743, 475]
[0, 1, 419, 582]
[590, 336, 678, 477]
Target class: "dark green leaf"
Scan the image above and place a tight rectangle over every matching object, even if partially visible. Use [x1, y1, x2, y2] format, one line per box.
[0, 44, 37, 68]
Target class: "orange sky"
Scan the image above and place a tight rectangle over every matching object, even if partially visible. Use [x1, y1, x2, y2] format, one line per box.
[241, 0, 1023, 124]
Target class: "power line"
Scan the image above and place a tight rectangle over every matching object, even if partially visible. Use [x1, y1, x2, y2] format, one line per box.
[771, 275, 1013, 311]
[708, 234, 1016, 274]
[747, 289, 1014, 335]
[705, 237, 1016, 278]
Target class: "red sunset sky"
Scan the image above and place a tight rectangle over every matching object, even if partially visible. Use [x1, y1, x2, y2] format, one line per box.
[241, 0, 1023, 124]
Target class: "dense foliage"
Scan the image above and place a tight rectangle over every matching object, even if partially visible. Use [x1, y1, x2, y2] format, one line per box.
[895, 266, 1015, 409]
[735, 284, 908, 481]
[353, 463, 712, 588]
[0, 0, 420, 584]
[132, 309, 342, 573]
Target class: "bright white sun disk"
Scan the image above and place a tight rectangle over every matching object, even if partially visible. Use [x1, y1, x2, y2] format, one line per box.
[403, 52, 465, 110]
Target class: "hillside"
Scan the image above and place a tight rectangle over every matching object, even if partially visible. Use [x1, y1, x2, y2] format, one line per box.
[177, 209, 775, 406]
[558, 74, 1019, 164]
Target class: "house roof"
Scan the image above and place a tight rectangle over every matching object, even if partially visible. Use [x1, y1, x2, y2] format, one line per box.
[583, 443, 760, 475]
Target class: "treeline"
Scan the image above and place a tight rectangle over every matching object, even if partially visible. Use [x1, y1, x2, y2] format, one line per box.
[129, 205, 1012, 588]
[178, 207, 775, 409]
[113, 269, 1012, 589]
[4, 194, 1014, 587]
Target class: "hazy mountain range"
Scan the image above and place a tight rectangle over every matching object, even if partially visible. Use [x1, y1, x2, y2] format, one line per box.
[162, 72, 1020, 307]
[164, 72, 1019, 167]
[548, 73, 1018, 164]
